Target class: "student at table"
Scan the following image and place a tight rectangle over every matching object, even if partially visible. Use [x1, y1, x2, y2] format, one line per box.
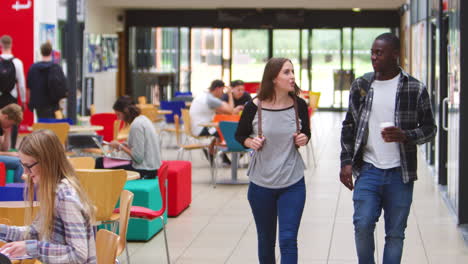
[95, 96, 162, 179]
[0, 129, 96, 263]
[0, 103, 24, 182]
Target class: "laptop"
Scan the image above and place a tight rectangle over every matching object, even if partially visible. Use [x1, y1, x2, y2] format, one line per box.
[67, 134, 131, 161]
[91, 137, 132, 161]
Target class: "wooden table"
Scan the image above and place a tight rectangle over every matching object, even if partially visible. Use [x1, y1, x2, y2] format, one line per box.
[199, 122, 219, 128]
[69, 125, 104, 133]
[0, 201, 39, 226]
[157, 110, 173, 115]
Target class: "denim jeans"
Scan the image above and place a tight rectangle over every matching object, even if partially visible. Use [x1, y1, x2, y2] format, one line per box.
[248, 178, 306, 264]
[353, 162, 414, 264]
[0, 155, 24, 182]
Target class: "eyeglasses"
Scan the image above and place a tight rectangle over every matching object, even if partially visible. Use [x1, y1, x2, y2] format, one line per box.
[20, 161, 38, 172]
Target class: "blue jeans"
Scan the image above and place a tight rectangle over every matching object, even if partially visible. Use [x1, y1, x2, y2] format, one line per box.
[0, 155, 24, 182]
[248, 178, 306, 264]
[353, 162, 414, 264]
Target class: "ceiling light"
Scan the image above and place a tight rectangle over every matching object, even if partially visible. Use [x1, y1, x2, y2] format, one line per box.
[352, 8, 362, 12]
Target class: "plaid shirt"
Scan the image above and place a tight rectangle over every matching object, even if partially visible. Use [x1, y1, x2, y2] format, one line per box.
[0, 179, 96, 263]
[340, 69, 437, 183]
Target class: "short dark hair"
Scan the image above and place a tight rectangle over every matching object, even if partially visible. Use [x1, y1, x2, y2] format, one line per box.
[375, 33, 400, 51]
[0, 35, 12, 50]
[209, 80, 225, 91]
[230, 80, 244, 87]
[113, 96, 140, 124]
[40, 42, 53, 56]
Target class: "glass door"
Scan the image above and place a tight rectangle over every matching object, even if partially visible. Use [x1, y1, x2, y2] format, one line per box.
[273, 29, 304, 90]
[190, 28, 223, 96]
[311, 29, 341, 108]
[231, 29, 269, 83]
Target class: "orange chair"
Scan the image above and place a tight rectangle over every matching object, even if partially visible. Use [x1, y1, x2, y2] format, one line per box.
[212, 114, 240, 142]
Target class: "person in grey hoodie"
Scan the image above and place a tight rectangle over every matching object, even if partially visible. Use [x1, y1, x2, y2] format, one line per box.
[27, 42, 67, 119]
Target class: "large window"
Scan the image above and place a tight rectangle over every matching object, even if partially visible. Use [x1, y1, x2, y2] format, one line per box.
[231, 29, 269, 82]
[127, 26, 392, 109]
[191, 28, 222, 96]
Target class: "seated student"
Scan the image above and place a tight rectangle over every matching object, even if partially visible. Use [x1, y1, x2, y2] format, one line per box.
[0, 104, 24, 182]
[190, 79, 234, 137]
[190, 80, 234, 164]
[221, 80, 252, 114]
[0, 129, 96, 264]
[95, 96, 162, 179]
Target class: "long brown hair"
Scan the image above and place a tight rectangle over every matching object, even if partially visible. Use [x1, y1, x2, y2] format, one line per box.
[20, 130, 95, 240]
[113, 96, 141, 124]
[257, 57, 301, 102]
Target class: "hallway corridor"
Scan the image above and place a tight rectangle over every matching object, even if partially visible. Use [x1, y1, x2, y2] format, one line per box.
[122, 112, 468, 264]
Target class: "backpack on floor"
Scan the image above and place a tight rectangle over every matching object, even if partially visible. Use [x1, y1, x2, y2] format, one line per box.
[0, 57, 16, 94]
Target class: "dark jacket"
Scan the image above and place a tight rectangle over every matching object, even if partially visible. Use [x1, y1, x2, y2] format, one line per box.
[27, 61, 64, 110]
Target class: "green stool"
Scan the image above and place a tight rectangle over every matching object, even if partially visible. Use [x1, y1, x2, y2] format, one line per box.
[121, 179, 167, 241]
[6, 170, 14, 183]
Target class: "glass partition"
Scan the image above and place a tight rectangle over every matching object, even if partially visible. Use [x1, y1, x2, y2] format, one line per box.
[231, 29, 269, 83]
[191, 28, 222, 96]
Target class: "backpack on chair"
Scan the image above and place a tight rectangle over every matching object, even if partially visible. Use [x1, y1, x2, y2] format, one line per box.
[0, 57, 16, 94]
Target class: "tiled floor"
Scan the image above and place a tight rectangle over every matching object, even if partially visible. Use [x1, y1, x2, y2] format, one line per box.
[119, 112, 468, 264]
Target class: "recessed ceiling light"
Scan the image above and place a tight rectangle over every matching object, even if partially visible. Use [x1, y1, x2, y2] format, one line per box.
[352, 8, 362, 12]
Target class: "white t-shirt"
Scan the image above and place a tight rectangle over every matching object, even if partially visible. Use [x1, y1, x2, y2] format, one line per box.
[0, 54, 26, 101]
[363, 73, 401, 169]
[189, 91, 223, 136]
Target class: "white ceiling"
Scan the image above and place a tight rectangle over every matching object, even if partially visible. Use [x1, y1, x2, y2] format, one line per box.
[96, 0, 406, 10]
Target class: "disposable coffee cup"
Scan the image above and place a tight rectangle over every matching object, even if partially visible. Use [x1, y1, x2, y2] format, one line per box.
[380, 122, 395, 130]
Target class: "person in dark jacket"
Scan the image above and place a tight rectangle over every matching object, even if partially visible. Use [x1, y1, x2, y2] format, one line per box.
[27, 42, 67, 119]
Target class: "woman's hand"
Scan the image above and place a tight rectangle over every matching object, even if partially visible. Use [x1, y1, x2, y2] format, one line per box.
[294, 133, 308, 147]
[109, 140, 121, 150]
[245, 137, 265, 151]
[0, 241, 27, 258]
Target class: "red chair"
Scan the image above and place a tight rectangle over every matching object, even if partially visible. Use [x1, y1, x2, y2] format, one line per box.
[244, 82, 260, 94]
[0, 163, 5, 186]
[115, 163, 170, 263]
[90, 113, 118, 142]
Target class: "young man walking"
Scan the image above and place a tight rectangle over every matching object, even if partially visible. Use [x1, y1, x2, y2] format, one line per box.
[340, 33, 436, 264]
[27, 42, 67, 119]
[0, 35, 26, 149]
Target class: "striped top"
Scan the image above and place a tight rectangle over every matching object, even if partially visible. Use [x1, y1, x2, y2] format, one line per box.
[0, 179, 96, 263]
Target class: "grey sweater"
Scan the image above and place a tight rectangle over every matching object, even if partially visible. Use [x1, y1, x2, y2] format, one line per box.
[128, 115, 162, 170]
[235, 97, 311, 189]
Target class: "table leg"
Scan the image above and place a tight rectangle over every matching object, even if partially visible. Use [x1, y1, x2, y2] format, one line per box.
[231, 152, 239, 181]
[215, 152, 248, 185]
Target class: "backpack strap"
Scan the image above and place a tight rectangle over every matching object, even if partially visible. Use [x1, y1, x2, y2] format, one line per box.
[292, 96, 300, 134]
[257, 95, 300, 138]
[257, 100, 263, 138]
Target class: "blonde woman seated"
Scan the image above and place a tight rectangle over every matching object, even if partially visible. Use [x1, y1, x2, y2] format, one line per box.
[95, 96, 162, 179]
[0, 130, 96, 263]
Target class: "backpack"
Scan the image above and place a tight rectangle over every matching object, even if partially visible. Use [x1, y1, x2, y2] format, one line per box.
[47, 64, 67, 103]
[0, 57, 16, 94]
